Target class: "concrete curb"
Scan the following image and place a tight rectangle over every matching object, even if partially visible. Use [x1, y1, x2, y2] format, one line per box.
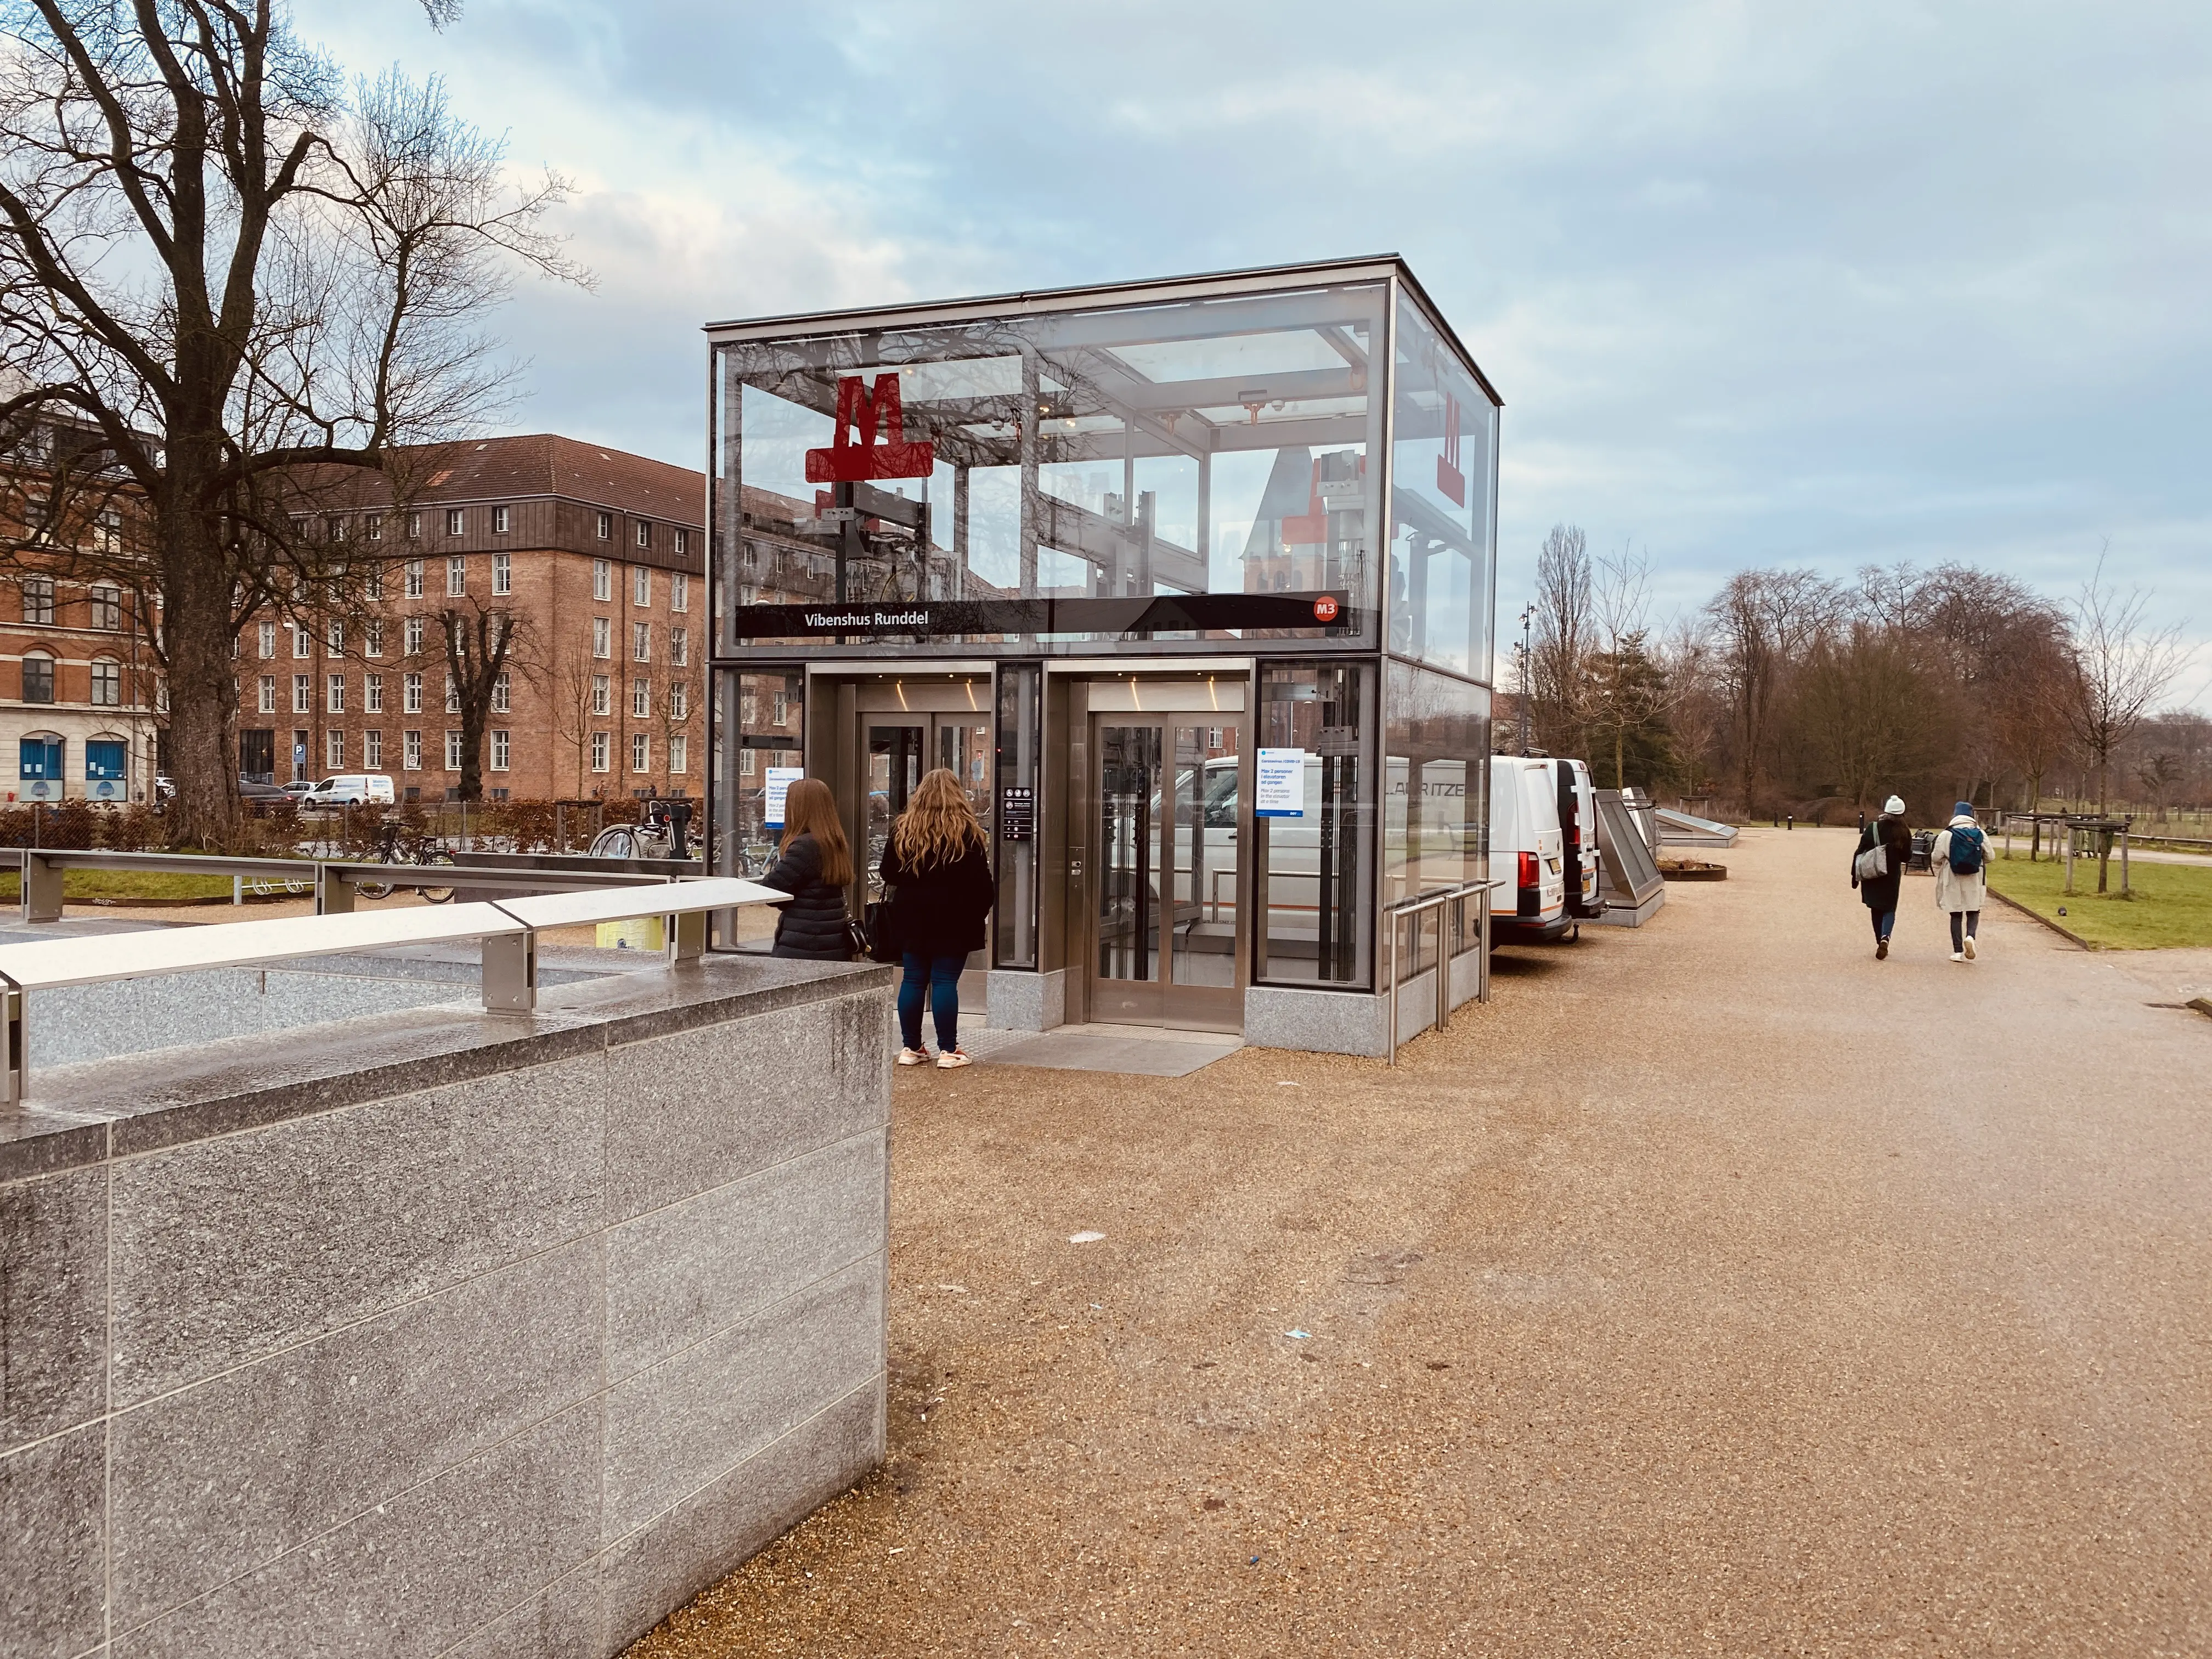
[1985, 884, 2097, 951]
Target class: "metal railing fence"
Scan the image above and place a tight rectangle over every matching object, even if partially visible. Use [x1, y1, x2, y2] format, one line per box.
[1385, 878, 1508, 1067]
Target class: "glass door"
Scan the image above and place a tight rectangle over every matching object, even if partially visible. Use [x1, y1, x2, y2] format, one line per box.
[864, 722, 926, 905]
[1087, 716, 1245, 1030]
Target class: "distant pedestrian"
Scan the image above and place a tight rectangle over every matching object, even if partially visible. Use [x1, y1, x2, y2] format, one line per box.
[758, 777, 856, 962]
[1853, 794, 1913, 959]
[881, 768, 996, 1070]
[1930, 800, 1989, 963]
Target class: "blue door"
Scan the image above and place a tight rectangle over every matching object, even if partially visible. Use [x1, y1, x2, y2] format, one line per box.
[20, 736, 63, 801]
[86, 739, 128, 803]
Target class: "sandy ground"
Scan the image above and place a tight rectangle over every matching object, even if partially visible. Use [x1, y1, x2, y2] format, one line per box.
[630, 825, 2212, 1658]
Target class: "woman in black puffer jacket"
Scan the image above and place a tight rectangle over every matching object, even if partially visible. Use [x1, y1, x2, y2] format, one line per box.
[758, 777, 855, 961]
[879, 768, 995, 1068]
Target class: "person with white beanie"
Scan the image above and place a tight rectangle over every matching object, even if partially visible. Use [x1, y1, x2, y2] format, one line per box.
[1930, 799, 1989, 962]
[1852, 794, 1914, 959]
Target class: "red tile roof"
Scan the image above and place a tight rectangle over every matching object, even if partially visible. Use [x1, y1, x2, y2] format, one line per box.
[311, 435, 703, 525]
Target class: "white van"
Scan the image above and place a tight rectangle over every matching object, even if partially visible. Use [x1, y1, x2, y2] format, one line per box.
[303, 773, 395, 807]
[1538, 758, 1602, 921]
[1489, 755, 1570, 943]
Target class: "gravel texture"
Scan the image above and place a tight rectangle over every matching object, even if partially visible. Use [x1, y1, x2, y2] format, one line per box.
[630, 827, 2212, 1657]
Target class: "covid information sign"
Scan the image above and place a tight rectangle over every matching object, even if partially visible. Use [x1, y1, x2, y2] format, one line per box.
[1255, 749, 1306, 817]
[763, 766, 804, 830]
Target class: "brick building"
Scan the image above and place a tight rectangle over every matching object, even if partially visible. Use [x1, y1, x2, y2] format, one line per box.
[237, 435, 706, 802]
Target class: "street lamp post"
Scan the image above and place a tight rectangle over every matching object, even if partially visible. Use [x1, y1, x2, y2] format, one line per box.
[1517, 603, 1535, 757]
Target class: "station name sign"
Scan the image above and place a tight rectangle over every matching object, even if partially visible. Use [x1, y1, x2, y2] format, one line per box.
[729, 592, 1359, 640]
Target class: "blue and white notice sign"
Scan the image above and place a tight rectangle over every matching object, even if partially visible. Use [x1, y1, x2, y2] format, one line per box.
[1255, 748, 1306, 817]
[762, 766, 804, 829]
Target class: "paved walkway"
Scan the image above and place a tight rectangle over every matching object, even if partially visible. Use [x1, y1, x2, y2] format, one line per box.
[633, 827, 2211, 1657]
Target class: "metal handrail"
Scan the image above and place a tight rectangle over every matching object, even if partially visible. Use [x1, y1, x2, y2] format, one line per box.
[1386, 877, 1509, 1067]
[0, 876, 790, 1104]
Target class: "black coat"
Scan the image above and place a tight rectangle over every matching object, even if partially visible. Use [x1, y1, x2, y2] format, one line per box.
[1853, 816, 1912, 912]
[879, 831, 996, 959]
[759, 833, 853, 961]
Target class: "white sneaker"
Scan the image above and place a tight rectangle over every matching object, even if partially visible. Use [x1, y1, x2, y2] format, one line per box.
[1962, 934, 1977, 960]
[936, 1049, 973, 1069]
[1950, 951, 1965, 962]
[897, 1047, 933, 1066]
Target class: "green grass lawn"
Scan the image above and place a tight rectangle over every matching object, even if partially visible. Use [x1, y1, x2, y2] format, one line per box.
[1984, 853, 2212, 949]
[0, 869, 294, 901]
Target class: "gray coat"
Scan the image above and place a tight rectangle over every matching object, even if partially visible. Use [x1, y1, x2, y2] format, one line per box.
[1929, 816, 1989, 913]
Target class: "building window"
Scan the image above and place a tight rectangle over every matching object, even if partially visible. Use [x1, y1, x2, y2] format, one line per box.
[364, 513, 383, 544]
[491, 670, 510, 713]
[327, 673, 345, 713]
[258, 620, 276, 658]
[590, 731, 609, 772]
[670, 572, 688, 612]
[673, 528, 689, 558]
[326, 730, 344, 770]
[444, 675, 459, 714]
[492, 505, 510, 534]
[364, 730, 383, 769]
[669, 733, 688, 773]
[326, 516, 347, 544]
[293, 625, 311, 659]
[364, 563, 385, 600]
[22, 577, 54, 624]
[405, 558, 425, 597]
[592, 617, 611, 659]
[631, 678, 650, 718]
[445, 507, 465, 538]
[590, 673, 610, 716]
[404, 616, 425, 656]
[403, 671, 423, 713]
[490, 730, 510, 771]
[669, 681, 689, 720]
[493, 551, 511, 594]
[740, 748, 755, 777]
[447, 555, 465, 596]
[405, 511, 422, 539]
[670, 625, 688, 667]
[326, 619, 344, 653]
[404, 730, 422, 770]
[20, 654, 54, 703]
[631, 732, 649, 772]
[635, 520, 652, 550]
[592, 558, 611, 600]
[258, 674, 276, 713]
[89, 658, 121, 706]
[292, 673, 312, 714]
[633, 565, 650, 606]
[633, 621, 650, 662]
[596, 511, 613, 541]
[444, 730, 463, 770]
[89, 585, 122, 630]
[365, 620, 383, 657]
[365, 674, 384, 713]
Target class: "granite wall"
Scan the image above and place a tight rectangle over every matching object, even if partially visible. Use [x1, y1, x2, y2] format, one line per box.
[0, 955, 894, 1659]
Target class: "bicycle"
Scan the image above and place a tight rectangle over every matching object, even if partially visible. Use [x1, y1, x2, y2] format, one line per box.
[357, 822, 458, 904]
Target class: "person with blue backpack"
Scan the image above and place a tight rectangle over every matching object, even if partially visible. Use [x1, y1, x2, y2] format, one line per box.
[1930, 801, 1989, 962]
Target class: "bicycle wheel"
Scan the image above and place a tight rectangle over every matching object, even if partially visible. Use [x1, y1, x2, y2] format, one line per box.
[416, 850, 456, 905]
[357, 866, 395, 901]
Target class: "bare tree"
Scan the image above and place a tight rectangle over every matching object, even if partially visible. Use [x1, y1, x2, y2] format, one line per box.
[1585, 543, 1660, 789]
[548, 651, 600, 801]
[0, 3, 582, 845]
[1528, 523, 1590, 757]
[2062, 550, 2187, 811]
[1705, 567, 1840, 814]
[440, 596, 529, 802]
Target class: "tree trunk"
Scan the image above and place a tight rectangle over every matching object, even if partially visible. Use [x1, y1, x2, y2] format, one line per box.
[159, 465, 241, 850]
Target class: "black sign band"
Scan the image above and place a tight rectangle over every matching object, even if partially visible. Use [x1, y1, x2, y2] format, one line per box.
[726, 592, 1360, 641]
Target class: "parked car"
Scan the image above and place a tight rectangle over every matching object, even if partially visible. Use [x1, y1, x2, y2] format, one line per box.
[1489, 755, 1571, 944]
[1538, 757, 1603, 921]
[278, 780, 317, 802]
[301, 773, 396, 808]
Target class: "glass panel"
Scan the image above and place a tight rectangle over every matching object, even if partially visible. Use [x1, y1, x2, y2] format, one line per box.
[937, 719, 994, 829]
[1383, 661, 1492, 983]
[1389, 292, 1498, 681]
[994, 664, 1040, 967]
[716, 669, 804, 950]
[1170, 724, 1239, 989]
[1257, 662, 1373, 988]
[1096, 725, 1161, 983]
[716, 280, 1389, 653]
[866, 723, 926, 903]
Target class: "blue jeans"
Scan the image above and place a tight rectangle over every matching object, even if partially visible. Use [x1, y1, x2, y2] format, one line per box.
[1871, 907, 1895, 941]
[898, 952, 964, 1052]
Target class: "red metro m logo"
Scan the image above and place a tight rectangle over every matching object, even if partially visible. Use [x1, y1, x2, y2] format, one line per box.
[804, 374, 935, 484]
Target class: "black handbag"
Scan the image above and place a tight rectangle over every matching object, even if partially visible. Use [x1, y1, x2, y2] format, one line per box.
[862, 894, 901, 963]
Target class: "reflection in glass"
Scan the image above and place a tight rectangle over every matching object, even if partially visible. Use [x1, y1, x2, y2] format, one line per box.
[866, 724, 925, 905]
[1096, 726, 1161, 983]
[719, 669, 804, 950]
[1170, 724, 1240, 989]
[1389, 293, 1498, 680]
[1256, 662, 1373, 988]
[1383, 661, 1492, 981]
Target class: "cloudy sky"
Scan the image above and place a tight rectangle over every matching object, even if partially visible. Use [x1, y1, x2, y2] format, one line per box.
[298, 0, 2212, 704]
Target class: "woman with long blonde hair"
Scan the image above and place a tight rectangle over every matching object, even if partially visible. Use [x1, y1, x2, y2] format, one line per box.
[758, 776, 856, 961]
[880, 768, 995, 1067]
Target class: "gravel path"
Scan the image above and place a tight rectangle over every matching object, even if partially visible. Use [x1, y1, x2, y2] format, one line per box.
[631, 826, 2212, 1657]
